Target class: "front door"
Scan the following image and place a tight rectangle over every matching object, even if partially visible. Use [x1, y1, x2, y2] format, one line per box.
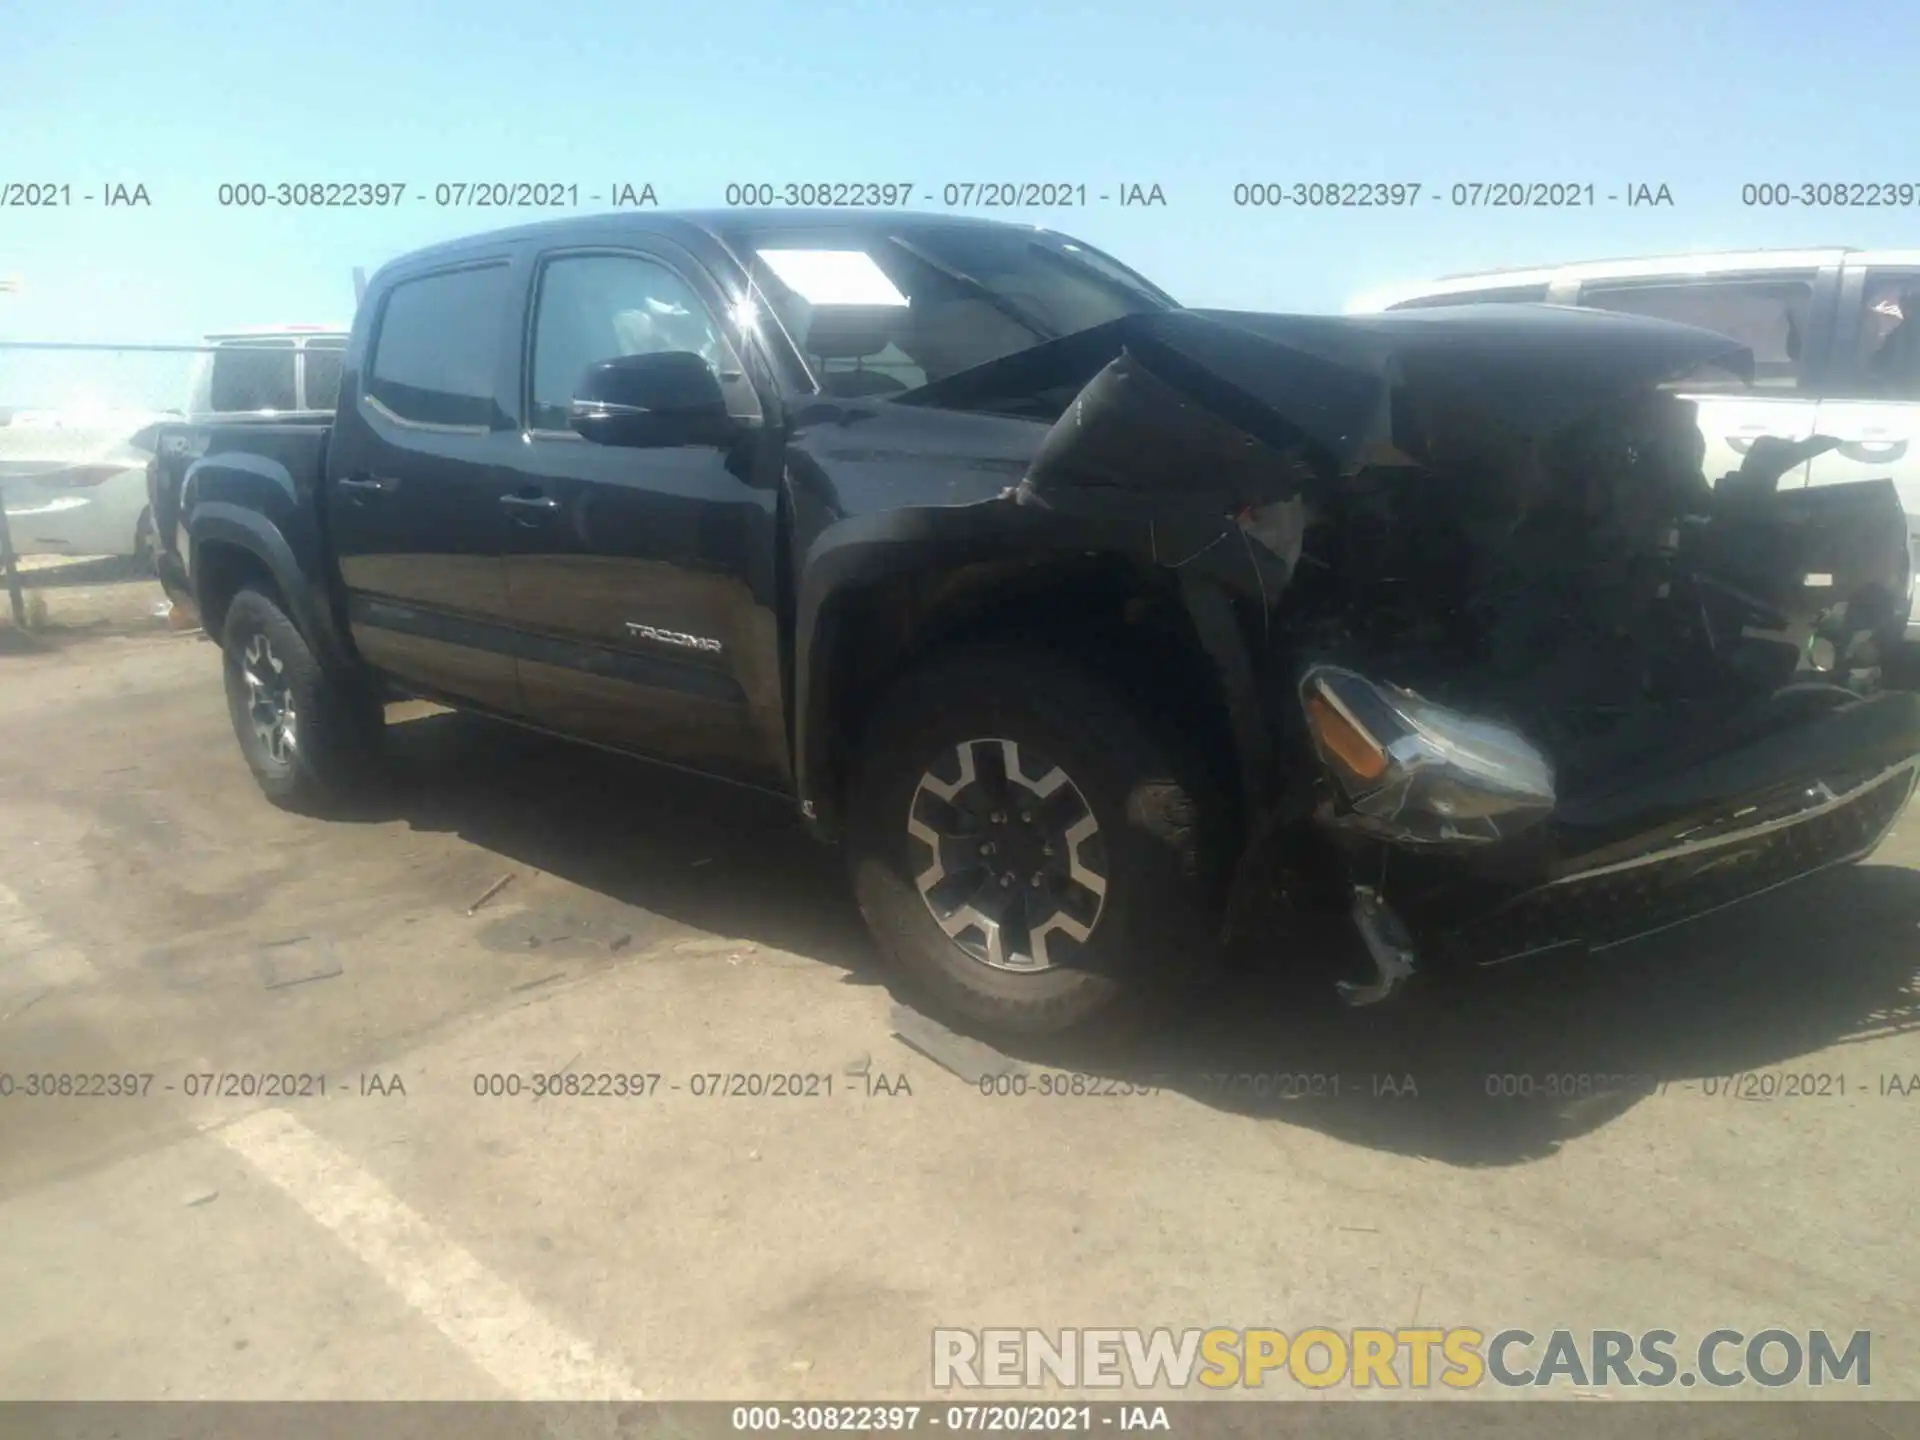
[499, 243, 790, 789]
[326, 259, 524, 714]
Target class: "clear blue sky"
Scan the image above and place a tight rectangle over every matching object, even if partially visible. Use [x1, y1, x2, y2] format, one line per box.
[1, 0, 1915, 353]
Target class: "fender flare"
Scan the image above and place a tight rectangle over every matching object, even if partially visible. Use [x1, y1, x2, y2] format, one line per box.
[189, 503, 354, 674]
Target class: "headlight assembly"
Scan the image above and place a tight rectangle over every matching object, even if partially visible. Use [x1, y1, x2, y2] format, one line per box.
[1299, 665, 1556, 845]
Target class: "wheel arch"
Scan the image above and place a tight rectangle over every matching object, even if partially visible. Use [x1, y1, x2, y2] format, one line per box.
[795, 511, 1273, 842]
[190, 504, 353, 673]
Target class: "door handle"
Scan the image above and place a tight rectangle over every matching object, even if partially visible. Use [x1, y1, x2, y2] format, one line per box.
[337, 474, 389, 494]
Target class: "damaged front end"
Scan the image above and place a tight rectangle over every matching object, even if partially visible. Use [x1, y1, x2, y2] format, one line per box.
[1003, 304, 1920, 1002]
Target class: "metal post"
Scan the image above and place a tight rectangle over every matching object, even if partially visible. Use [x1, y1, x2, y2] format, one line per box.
[0, 280, 24, 625]
[0, 480, 26, 630]
[0, 282, 28, 626]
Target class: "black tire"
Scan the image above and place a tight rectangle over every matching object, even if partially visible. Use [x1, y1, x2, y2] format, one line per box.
[847, 645, 1230, 1040]
[220, 585, 383, 813]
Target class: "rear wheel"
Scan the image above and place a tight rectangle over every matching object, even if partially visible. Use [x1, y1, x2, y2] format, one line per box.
[220, 586, 383, 813]
[848, 645, 1229, 1040]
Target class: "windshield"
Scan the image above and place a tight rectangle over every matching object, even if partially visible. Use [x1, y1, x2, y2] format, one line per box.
[725, 224, 1176, 397]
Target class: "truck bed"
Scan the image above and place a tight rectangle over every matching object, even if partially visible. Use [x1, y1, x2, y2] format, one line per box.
[148, 418, 331, 629]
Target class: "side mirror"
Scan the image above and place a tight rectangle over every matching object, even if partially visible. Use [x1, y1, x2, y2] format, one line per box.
[569, 351, 732, 448]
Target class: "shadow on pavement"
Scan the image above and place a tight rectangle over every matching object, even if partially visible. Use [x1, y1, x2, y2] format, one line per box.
[0, 556, 168, 650]
[377, 708, 1920, 1168]
[13, 555, 156, 588]
[381, 709, 872, 974]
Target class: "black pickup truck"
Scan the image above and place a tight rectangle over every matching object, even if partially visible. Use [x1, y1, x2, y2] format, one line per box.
[149, 209, 1920, 1039]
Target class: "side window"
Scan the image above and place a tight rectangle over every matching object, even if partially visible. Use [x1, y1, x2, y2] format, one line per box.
[209, 344, 297, 412]
[1391, 284, 1550, 309]
[1849, 271, 1920, 399]
[367, 265, 511, 427]
[1578, 276, 1815, 391]
[301, 338, 346, 412]
[529, 254, 733, 431]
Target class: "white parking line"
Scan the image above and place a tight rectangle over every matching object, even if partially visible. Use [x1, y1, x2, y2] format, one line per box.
[218, 1107, 646, 1402]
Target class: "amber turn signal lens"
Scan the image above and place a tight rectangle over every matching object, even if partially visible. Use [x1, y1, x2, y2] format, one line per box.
[1306, 692, 1389, 781]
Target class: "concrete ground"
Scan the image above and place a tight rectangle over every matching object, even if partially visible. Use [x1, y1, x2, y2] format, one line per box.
[1, 557, 1917, 1409]
[0, 552, 174, 647]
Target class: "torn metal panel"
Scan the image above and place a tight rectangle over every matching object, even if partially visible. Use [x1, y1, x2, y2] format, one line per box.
[910, 303, 1752, 505]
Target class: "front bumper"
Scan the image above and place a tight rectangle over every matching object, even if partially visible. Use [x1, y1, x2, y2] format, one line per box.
[3, 494, 129, 557]
[1314, 687, 1920, 1001]
[0, 467, 148, 558]
[1442, 753, 1918, 966]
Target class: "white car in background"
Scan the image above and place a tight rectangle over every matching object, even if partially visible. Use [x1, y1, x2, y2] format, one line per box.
[0, 325, 347, 565]
[1350, 247, 1920, 643]
[0, 405, 170, 562]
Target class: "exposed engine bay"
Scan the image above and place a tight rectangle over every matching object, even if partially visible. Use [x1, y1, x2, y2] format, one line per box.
[1269, 389, 1905, 799]
[961, 302, 1920, 994]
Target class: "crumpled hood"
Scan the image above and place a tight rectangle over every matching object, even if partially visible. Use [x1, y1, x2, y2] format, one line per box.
[908, 303, 1754, 520]
[1185, 303, 1752, 455]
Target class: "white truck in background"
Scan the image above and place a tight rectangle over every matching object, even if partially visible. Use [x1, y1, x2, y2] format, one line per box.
[186, 326, 351, 419]
[1350, 248, 1920, 647]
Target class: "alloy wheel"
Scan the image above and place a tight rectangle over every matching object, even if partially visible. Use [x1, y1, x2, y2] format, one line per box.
[239, 632, 298, 765]
[905, 737, 1109, 972]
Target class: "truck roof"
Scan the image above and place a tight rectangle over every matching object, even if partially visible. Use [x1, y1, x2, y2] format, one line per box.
[1426, 246, 1862, 281]
[1349, 246, 1920, 313]
[375, 209, 1077, 282]
[205, 326, 349, 340]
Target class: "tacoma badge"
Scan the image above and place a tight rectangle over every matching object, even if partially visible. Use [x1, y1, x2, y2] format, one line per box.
[625, 621, 723, 654]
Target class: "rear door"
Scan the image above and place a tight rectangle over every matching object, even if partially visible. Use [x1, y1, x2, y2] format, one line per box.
[1570, 266, 1833, 488]
[325, 259, 526, 713]
[497, 238, 791, 788]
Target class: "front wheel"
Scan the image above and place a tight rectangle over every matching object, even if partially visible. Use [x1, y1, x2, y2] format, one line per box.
[220, 585, 383, 813]
[847, 645, 1229, 1041]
